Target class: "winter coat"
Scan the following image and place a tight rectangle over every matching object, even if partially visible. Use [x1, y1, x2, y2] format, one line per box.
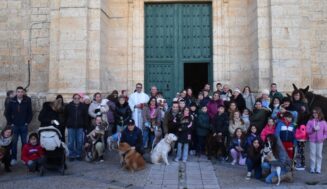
[229, 119, 246, 136]
[232, 94, 246, 113]
[114, 102, 132, 126]
[206, 99, 224, 122]
[175, 115, 193, 143]
[247, 146, 262, 168]
[142, 106, 162, 127]
[196, 111, 211, 136]
[106, 100, 116, 124]
[200, 96, 211, 107]
[162, 110, 179, 135]
[120, 126, 143, 153]
[275, 118, 295, 144]
[306, 119, 327, 143]
[250, 108, 270, 133]
[260, 124, 276, 142]
[245, 133, 259, 151]
[242, 93, 256, 111]
[21, 143, 44, 164]
[230, 137, 246, 156]
[38, 102, 60, 127]
[213, 112, 229, 135]
[5, 96, 33, 126]
[269, 91, 283, 102]
[65, 101, 88, 129]
[184, 96, 196, 107]
[88, 101, 101, 118]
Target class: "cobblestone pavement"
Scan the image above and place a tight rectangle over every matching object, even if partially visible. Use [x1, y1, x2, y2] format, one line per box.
[0, 143, 326, 189]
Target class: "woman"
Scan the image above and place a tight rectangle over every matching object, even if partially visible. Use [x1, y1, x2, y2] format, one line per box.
[142, 97, 162, 149]
[227, 102, 239, 119]
[292, 90, 309, 125]
[250, 101, 270, 133]
[206, 92, 224, 123]
[0, 126, 13, 172]
[262, 134, 293, 184]
[246, 138, 262, 180]
[185, 88, 195, 107]
[229, 111, 246, 136]
[114, 95, 132, 133]
[269, 97, 281, 120]
[232, 88, 246, 113]
[242, 86, 256, 111]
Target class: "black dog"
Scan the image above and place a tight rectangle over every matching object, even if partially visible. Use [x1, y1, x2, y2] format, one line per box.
[206, 133, 226, 160]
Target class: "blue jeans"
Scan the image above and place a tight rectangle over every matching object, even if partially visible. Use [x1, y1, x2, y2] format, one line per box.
[67, 128, 84, 158]
[261, 162, 287, 184]
[143, 127, 154, 148]
[12, 125, 28, 160]
[196, 135, 206, 154]
[246, 158, 262, 179]
[176, 142, 189, 161]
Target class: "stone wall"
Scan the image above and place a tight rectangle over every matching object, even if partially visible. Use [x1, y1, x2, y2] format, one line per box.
[0, 0, 50, 94]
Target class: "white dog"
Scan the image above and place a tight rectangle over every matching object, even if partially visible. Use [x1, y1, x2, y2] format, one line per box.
[151, 133, 177, 165]
[261, 141, 281, 186]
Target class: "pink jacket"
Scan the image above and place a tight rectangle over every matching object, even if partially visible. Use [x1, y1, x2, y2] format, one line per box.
[306, 119, 327, 143]
[260, 124, 276, 142]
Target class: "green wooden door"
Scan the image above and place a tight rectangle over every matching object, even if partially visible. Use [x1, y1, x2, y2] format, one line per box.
[145, 3, 212, 102]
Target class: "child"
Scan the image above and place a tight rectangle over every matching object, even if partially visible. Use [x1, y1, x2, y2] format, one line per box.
[241, 108, 251, 130]
[260, 117, 276, 142]
[245, 125, 259, 151]
[196, 106, 211, 156]
[245, 138, 262, 180]
[21, 133, 44, 172]
[230, 128, 246, 165]
[275, 111, 296, 159]
[213, 106, 229, 159]
[174, 107, 193, 162]
[306, 107, 327, 174]
[295, 124, 307, 171]
[229, 111, 246, 136]
[0, 126, 13, 172]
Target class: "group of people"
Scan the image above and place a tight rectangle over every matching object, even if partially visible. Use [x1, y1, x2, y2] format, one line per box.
[0, 82, 327, 185]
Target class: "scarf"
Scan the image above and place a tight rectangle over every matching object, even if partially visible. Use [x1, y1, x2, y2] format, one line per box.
[0, 135, 12, 146]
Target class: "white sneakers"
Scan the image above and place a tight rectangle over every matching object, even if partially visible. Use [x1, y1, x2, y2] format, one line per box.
[245, 172, 251, 180]
[231, 160, 237, 165]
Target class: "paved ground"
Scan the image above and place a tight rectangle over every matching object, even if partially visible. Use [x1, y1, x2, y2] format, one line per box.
[0, 143, 327, 189]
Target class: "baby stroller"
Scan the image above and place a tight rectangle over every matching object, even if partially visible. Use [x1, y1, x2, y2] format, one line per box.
[38, 125, 68, 176]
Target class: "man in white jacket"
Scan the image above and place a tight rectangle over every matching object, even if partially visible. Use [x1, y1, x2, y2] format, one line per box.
[128, 83, 150, 131]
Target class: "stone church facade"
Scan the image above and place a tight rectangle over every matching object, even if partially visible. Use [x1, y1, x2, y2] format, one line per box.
[0, 0, 327, 125]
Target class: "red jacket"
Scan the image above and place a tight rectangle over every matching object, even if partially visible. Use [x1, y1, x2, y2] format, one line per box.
[21, 143, 44, 164]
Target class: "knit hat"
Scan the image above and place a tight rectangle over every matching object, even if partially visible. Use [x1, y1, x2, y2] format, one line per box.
[83, 95, 90, 101]
[234, 88, 241, 93]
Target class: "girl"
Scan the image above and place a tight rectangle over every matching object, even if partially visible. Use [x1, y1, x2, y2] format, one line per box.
[245, 125, 259, 151]
[306, 107, 327, 174]
[241, 108, 251, 130]
[228, 102, 238, 119]
[260, 117, 276, 142]
[230, 128, 246, 165]
[21, 133, 44, 172]
[229, 111, 246, 136]
[0, 126, 13, 172]
[245, 138, 262, 180]
[292, 90, 309, 125]
[270, 97, 281, 120]
[242, 86, 256, 111]
[142, 97, 162, 149]
[185, 87, 195, 107]
[174, 107, 193, 162]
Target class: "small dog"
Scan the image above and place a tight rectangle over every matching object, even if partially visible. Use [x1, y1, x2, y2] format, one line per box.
[151, 133, 177, 165]
[261, 141, 281, 186]
[107, 125, 125, 151]
[118, 142, 146, 172]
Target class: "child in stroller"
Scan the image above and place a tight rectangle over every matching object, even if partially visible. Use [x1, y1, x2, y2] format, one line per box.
[38, 122, 68, 176]
[85, 116, 107, 162]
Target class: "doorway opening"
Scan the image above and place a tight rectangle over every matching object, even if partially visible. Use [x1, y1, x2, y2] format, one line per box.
[184, 63, 209, 97]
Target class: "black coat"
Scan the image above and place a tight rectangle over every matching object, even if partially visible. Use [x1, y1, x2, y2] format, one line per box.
[232, 94, 246, 113]
[114, 102, 132, 126]
[213, 112, 229, 135]
[176, 115, 193, 143]
[64, 101, 88, 129]
[5, 96, 33, 126]
[38, 102, 60, 127]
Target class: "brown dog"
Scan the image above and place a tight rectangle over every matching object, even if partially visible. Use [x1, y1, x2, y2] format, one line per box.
[206, 133, 226, 160]
[118, 142, 146, 172]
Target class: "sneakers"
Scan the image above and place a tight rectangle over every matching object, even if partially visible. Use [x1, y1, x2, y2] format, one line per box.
[10, 159, 17, 166]
[182, 160, 187, 163]
[316, 171, 321, 174]
[174, 158, 179, 162]
[245, 172, 251, 180]
[310, 169, 315, 174]
[231, 160, 237, 165]
[99, 156, 104, 162]
[295, 165, 305, 171]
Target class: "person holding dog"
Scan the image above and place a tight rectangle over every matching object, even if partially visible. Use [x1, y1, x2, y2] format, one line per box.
[120, 119, 144, 155]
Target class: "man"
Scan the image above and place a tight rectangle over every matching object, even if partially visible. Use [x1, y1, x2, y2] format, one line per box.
[163, 101, 180, 135]
[215, 83, 223, 95]
[269, 83, 283, 101]
[128, 83, 150, 129]
[5, 86, 33, 165]
[120, 119, 144, 155]
[65, 94, 88, 161]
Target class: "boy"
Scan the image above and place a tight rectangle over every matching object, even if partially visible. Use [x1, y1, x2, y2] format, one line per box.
[275, 111, 295, 159]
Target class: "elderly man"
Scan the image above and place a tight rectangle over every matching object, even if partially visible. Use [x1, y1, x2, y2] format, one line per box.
[128, 83, 150, 130]
[120, 119, 144, 154]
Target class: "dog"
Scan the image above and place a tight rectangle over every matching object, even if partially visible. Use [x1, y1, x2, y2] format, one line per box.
[151, 133, 177, 165]
[118, 142, 146, 172]
[107, 125, 125, 151]
[151, 125, 163, 151]
[206, 133, 226, 160]
[261, 141, 281, 186]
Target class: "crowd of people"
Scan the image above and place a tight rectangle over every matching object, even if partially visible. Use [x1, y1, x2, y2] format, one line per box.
[0, 82, 327, 184]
